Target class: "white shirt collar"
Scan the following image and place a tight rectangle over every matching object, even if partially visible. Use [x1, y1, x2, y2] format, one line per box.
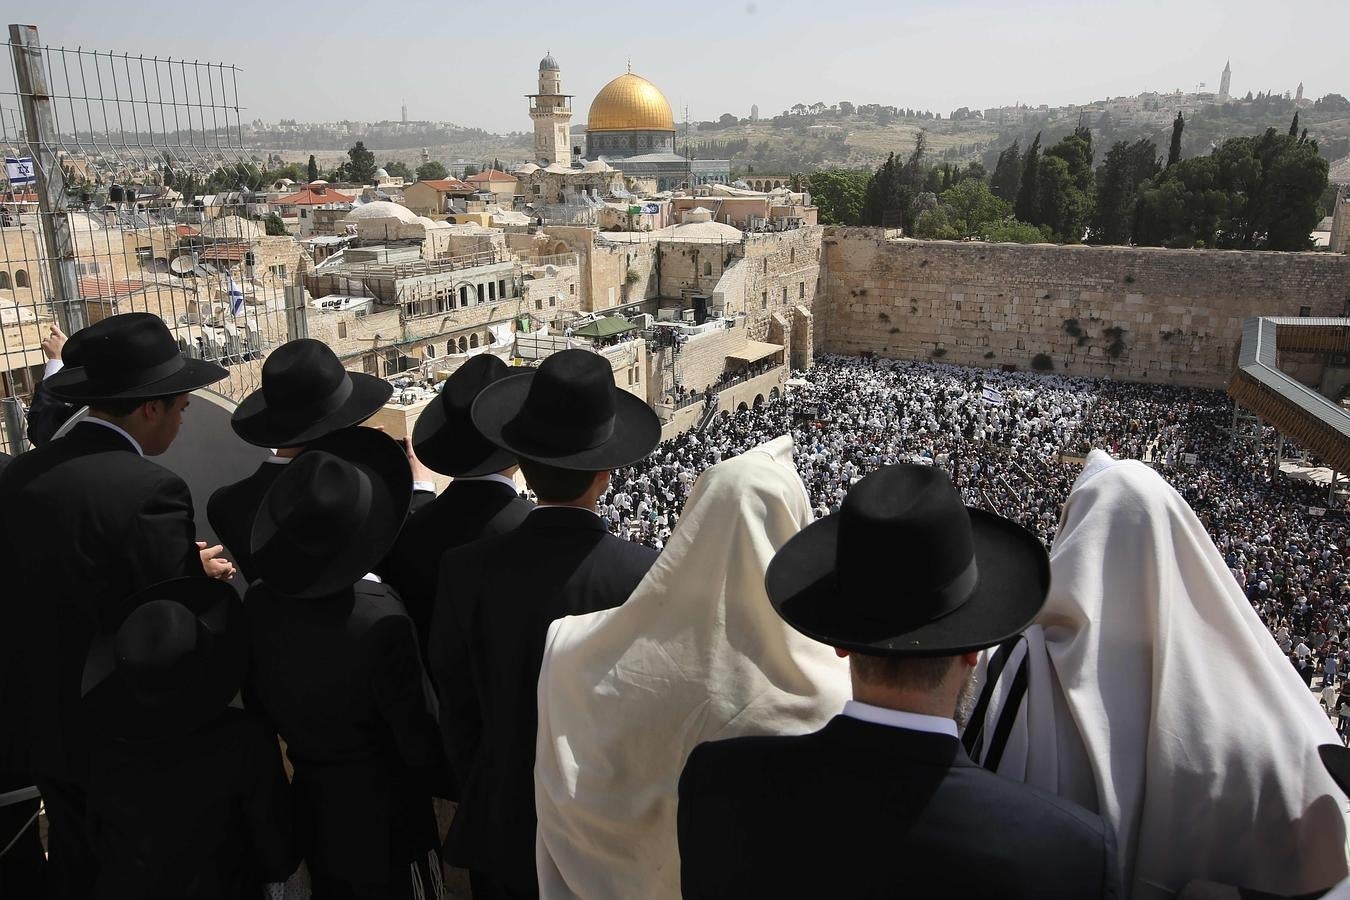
[362, 573, 383, 584]
[80, 417, 144, 457]
[43, 358, 64, 379]
[262, 454, 291, 465]
[455, 472, 520, 492]
[533, 502, 602, 519]
[841, 700, 958, 739]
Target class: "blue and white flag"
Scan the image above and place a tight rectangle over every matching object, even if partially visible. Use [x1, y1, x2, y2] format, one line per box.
[981, 385, 1005, 406]
[5, 157, 35, 186]
[227, 275, 245, 316]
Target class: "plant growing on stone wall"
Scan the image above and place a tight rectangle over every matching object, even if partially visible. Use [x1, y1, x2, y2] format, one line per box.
[878, 312, 891, 323]
[625, 268, 640, 285]
[931, 347, 947, 358]
[1077, 334, 1090, 346]
[889, 327, 900, 334]
[1062, 317, 1083, 337]
[1123, 274, 1136, 284]
[1102, 325, 1128, 358]
[1031, 352, 1054, 371]
[984, 351, 996, 359]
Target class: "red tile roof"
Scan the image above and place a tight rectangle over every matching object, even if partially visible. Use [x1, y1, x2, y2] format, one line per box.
[274, 186, 354, 206]
[419, 179, 473, 192]
[464, 169, 516, 184]
[176, 224, 201, 237]
[79, 276, 147, 299]
[198, 242, 249, 262]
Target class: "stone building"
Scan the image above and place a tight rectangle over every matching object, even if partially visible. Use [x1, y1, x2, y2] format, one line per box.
[1331, 185, 1350, 256]
[402, 178, 475, 217]
[528, 54, 575, 166]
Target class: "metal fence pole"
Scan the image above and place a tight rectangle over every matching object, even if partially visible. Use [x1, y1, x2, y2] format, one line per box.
[1, 396, 27, 454]
[9, 24, 86, 336]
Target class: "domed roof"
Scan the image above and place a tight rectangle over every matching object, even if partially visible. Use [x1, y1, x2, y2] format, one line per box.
[344, 200, 419, 223]
[587, 72, 675, 133]
[540, 54, 559, 72]
[374, 167, 390, 179]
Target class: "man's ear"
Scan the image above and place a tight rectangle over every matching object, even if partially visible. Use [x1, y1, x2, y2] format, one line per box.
[834, 647, 849, 660]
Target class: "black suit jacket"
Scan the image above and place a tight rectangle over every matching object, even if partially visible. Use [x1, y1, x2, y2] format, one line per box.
[0, 422, 205, 783]
[86, 708, 297, 900]
[677, 715, 1119, 899]
[243, 579, 443, 891]
[210, 459, 434, 583]
[429, 507, 658, 884]
[380, 477, 534, 653]
[25, 377, 76, 449]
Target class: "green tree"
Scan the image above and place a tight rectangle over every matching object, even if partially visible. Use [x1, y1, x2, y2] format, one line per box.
[306, 154, 319, 183]
[961, 161, 988, 182]
[981, 219, 1044, 243]
[1167, 113, 1184, 167]
[1014, 133, 1042, 224]
[913, 206, 960, 239]
[862, 152, 914, 228]
[416, 161, 449, 182]
[462, 164, 479, 178]
[345, 141, 377, 184]
[1289, 112, 1300, 138]
[990, 141, 1021, 203]
[1040, 128, 1095, 241]
[383, 160, 414, 181]
[937, 179, 1011, 237]
[263, 212, 288, 236]
[806, 169, 869, 225]
[1089, 139, 1159, 245]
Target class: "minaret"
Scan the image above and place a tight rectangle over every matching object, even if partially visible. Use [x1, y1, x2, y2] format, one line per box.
[1219, 60, 1231, 101]
[528, 54, 573, 166]
[1297, 82, 1304, 103]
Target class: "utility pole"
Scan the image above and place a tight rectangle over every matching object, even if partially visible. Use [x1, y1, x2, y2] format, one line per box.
[9, 24, 86, 335]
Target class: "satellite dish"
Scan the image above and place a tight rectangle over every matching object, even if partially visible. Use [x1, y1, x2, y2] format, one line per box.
[170, 255, 196, 275]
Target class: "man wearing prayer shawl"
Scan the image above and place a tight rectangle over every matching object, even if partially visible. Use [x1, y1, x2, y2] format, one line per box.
[967, 450, 1350, 899]
[534, 437, 850, 899]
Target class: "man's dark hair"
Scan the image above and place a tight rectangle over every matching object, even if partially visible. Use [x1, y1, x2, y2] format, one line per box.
[518, 458, 601, 503]
[88, 394, 179, 418]
[849, 652, 957, 691]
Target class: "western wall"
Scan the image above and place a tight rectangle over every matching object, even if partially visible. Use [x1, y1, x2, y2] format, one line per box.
[816, 228, 1350, 389]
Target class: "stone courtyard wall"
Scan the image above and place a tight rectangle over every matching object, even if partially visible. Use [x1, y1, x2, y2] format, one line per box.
[819, 229, 1350, 388]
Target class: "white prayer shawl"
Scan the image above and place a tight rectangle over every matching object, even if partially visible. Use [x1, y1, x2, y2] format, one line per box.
[970, 450, 1348, 899]
[534, 436, 850, 899]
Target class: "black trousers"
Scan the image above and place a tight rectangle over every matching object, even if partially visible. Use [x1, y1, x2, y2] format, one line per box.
[33, 778, 93, 900]
[468, 869, 536, 900]
[0, 779, 46, 899]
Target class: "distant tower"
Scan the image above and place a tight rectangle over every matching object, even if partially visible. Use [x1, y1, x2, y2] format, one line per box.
[1297, 82, 1305, 103]
[750, 104, 759, 122]
[1219, 60, 1231, 101]
[401, 100, 408, 125]
[528, 53, 573, 166]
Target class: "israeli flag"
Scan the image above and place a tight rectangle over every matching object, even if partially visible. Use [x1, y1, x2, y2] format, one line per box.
[981, 385, 1005, 406]
[227, 275, 245, 316]
[5, 156, 36, 186]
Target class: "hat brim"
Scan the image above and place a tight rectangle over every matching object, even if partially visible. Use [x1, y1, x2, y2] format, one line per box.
[1320, 744, 1350, 796]
[766, 508, 1049, 656]
[231, 372, 393, 448]
[249, 427, 412, 599]
[45, 357, 229, 403]
[81, 578, 247, 741]
[412, 389, 518, 478]
[471, 371, 661, 471]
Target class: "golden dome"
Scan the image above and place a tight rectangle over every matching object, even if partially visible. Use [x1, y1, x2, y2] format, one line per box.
[586, 72, 675, 133]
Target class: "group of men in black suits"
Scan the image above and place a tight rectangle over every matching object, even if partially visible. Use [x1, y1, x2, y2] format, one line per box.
[0, 310, 1121, 899]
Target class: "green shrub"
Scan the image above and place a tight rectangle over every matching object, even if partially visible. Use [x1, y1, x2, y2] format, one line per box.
[1031, 353, 1053, 371]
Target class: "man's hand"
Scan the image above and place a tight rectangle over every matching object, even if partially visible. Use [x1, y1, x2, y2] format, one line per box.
[197, 541, 236, 581]
[404, 436, 435, 486]
[41, 324, 67, 361]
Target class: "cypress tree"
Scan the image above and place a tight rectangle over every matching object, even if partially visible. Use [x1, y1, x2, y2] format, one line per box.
[307, 154, 319, 182]
[990, 141, 1021, 203]
[1014, 133, 1042, 225]
[1289, 112, 1300, 137]
[1167, 113, 1184, 167]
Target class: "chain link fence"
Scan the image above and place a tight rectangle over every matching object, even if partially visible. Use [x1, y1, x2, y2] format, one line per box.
[0, 24, 307, 455]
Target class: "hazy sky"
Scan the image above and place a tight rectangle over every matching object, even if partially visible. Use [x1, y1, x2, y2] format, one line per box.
[18, 0, 1349, 133]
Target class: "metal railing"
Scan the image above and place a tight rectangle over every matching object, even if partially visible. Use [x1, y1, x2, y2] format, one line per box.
[0, 25, 305, 454]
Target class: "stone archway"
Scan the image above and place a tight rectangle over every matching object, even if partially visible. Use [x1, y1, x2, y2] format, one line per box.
[737, 401, 749, 412]
[753, 394, 764, 408]
[469, 333, 480, 349]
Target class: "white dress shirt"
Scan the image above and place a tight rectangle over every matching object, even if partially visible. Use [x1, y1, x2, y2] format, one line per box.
[840, 700, 959, 738]
[455, 472, 519, 492]
[269, 453, 434, 493]
[80, 417, 144, 457]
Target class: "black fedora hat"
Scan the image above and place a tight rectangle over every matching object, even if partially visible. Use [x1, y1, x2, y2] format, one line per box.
[413, 354, 517, 477]
[81, 577, 246, 741]
[250, 427, 411, 599]
[231, 339, 393, 448]
[471, 348, 659, 471]
[44, 312, 227, 403]
[766, 464, 1049, 656]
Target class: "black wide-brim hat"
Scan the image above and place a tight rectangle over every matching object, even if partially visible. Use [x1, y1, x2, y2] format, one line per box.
[232, 338, 392, 448]
[413, 354, 517, 477]
[81, 578, 247, 742]
[45, 312, 228, 403]
[472, 348, 660, 471]
[250, 426, 412, 599]
[766, 464, 1049, 656]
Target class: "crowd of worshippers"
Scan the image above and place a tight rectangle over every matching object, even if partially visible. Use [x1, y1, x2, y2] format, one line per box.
[4, 314, 1350, 900]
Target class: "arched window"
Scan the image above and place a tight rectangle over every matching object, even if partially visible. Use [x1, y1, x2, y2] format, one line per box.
[458, 336, 468, 353]
[702, 261, 712, 276]
[14, 269, 28, 288]
[469, 333, 479, 349]
[459, 285, 469, 307]
[0, 272, 8, 289]
[426, 344, 436, 358]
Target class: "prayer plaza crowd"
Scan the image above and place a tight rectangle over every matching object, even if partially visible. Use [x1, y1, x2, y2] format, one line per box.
[2, 312, 1350, 900]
